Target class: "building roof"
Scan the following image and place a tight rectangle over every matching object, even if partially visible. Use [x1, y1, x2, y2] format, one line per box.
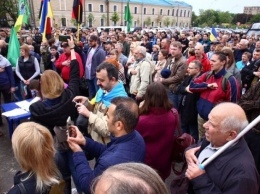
[110, 0, 192, 8]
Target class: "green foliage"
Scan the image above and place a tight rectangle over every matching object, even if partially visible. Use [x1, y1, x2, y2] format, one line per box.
[144, 17, 152, 27]
[163, 17, 170, 27]
[0, 0, 19, 26]
[87, 13, 95, 27]
[250, 14, 260, 23]
[70, 18, 78, 26]
[110, 12, 120, 25]
[155, 15, 162, 26]
[171, 18, 176, 26]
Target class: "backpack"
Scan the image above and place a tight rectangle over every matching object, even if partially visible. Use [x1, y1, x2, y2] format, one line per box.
[206, 71, 232, 93]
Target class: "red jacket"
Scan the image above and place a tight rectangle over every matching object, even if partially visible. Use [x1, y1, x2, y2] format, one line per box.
[56, 52, 84, 82]
[136, 108, 177, 180]
[188, 53, 211, 72]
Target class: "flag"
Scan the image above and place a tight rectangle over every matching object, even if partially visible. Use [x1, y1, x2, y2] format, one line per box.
[124, 1, 132, 33]
[210, 25, 218, 42]
[14, 0, 31, 32]
[7, 28, 20, 67]
[40, 0, 54, 41]
[38, 0, 44, 19]
[72, 0, 83, 24]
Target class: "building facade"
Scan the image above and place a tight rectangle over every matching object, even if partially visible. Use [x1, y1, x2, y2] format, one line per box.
[244, 6, 260, 15]
[32, 0, 192, 28]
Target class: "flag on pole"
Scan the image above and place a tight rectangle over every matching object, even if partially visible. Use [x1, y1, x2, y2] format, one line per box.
[124, 1, 132, 33]
[7, 28, 20, 67]
[72, 0, 83, 24]
[38, 0, 44, 19]
[210, 25, 218, 41]
[14, 0, 31, 32]
[40, 0, 54, 41]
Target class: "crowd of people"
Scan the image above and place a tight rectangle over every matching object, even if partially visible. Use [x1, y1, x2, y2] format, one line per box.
[0, 26, 260, 193]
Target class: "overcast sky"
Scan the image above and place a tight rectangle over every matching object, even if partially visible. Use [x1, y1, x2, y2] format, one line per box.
[182, 0, 260, 15]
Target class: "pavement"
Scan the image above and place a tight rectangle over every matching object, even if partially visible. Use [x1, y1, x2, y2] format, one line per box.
[0, 114, 175, 193]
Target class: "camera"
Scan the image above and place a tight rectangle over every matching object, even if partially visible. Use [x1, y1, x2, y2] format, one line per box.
[59, 35, 70, 42]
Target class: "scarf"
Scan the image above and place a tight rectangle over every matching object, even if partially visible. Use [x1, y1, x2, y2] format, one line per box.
[95, 82, 128, 107]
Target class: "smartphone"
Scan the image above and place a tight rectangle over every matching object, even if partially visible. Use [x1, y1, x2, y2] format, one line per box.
[59, 35, 70, 42]
[66, 116, 73, 137]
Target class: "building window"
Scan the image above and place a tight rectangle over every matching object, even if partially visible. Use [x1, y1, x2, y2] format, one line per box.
[167, 10, 170, 16]
[172, 9, 174, 16]
[100, 5, 104, 13]
[152, 21, 154, 27]
[188, 11, 190, 17]
[101, 19, 104, 26]
[184, 10, 186, 17]
[144, 8, 146, 14]
[114, 5, 117, 12]
[159, 22, 162, 27]
[113, 21, 116, 26]
[160, 9, 163, 15]
[180, 10, 182, 17]
[61, 18, 66, 26]
[134, 21, 137, 27]
[176, 9, 178, 16]
[88, 4, 92, 12]
[152, 8, 155, 15]
[134, 7, 137, 14]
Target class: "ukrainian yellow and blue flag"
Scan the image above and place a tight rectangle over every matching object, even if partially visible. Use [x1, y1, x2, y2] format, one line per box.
[14, 0, 30, 32]
[210, 25, 218, 41]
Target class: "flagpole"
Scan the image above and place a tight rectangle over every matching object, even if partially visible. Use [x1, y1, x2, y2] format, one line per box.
[77, 5, 80, 42]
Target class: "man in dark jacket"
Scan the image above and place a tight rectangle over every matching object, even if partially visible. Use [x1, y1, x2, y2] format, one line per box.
[67, 97, 145, 194]
[177, 60, 202, 142]
[85, 35, 106, 98]
[185, 103, 259, 194]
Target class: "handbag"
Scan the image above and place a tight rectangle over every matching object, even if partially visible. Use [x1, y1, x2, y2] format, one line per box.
[171, 108, 195, 174]
[170, 108, 195, 194]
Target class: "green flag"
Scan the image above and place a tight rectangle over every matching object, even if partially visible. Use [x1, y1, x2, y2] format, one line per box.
[7, 28, 20, 67]
[14, 0, 31, 32]
[124, 1, 132, 33]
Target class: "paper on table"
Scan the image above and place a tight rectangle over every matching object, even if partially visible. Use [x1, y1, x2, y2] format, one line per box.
[15, 97, 40, 112]
[2, 108, 28, 117]
[15, 100, 31, 112]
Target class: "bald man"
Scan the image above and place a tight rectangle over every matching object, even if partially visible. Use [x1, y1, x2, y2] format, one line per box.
[185, 102, 259, 194]
[187, 43, 211, 72]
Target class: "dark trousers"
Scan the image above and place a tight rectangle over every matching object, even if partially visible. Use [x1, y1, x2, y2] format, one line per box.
[0, 84, 12, 124]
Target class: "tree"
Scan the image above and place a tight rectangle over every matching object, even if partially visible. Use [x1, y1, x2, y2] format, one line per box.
[171, 18, 176, 26]
[155, 15, 162, 27]
[250, 14, 260, 23]
[70, 18, 78, 26]
[232, 13, 253, 24]
[110, 12, 120, 26]
[0, 0, 18, 26]
[101, 14, 107, 25]
[163, 17, 170, 27]
[191, 11, 198, 26]
[218, 11, 233, 24]
[144, 17, 152, 27]
[87, 13, 95, 27]
[198, 9, 216, 27]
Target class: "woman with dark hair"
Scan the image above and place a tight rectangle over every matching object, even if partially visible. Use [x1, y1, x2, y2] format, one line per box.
[222, 47, 241, 84]
[152, 49, 168, 82]
[136, 82, 178, 181]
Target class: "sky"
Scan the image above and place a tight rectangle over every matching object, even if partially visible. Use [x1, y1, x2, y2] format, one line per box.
[182, 0, 260, 15]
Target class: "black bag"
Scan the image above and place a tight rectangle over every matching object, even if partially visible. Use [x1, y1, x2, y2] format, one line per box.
[79, 77, 89, 97]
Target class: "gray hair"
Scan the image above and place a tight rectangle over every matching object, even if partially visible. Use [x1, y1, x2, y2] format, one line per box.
[220, 115, 248, 134]
[116, 43, 124, 49]
[136, 46, 146, 57]
[91, 163, 168, 194]
[240, 39, 249, 46]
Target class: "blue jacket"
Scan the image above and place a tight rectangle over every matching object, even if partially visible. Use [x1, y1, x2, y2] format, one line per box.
[85, 45, 106, 80]
[72, 130, 145, 194]
[0, 55, 15, 87]
[188, 138, 259, 194]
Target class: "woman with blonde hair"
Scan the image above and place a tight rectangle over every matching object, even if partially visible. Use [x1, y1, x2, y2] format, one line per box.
[15, 44, 40, 99]
[29, 36, 82, 193]
[8, 122, 61, 194]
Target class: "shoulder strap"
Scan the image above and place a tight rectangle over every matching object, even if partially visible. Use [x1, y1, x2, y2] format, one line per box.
[171, 108, 181, 135]
[18, 182, 27, 194]
[206, 70, 213, 81]
[222, 72, 232, 93]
